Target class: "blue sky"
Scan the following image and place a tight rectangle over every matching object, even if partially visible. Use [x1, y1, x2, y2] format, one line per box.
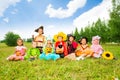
[0, 0, 112, 40]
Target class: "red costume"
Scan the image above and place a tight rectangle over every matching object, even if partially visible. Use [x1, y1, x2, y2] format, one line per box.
[55, 41, 68, 57]
[67, 41, 78, 54]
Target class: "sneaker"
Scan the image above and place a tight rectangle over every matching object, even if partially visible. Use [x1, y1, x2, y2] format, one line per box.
[81, 57, 84, 60]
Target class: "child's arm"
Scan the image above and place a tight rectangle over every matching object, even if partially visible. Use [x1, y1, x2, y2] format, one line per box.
[37, 48, 40, 57]
[63, 42, 68, 56]
[97, 46, 103, 54]
[75, 44, 82, 52]
[24, 48, 31, 59]
[21, 48, 26, 56]
[42, 47, 46, 53]
[52, 44, 55, 53]
[73, 42, 78, 49]
[43, 36, 46, 44]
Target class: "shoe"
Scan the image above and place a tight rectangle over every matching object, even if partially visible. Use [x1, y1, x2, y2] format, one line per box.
[81, 57, 84, 60]
[76, 56, 84, 60]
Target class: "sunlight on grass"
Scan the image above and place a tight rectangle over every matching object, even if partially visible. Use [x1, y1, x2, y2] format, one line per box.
[0, 43, 120, 80]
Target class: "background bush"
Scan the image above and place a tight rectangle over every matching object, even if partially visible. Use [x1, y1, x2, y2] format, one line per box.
[5, 32, 20, 46]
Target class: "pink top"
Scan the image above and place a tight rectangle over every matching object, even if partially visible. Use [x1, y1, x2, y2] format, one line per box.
[15, 46, 26, 56]
[91, 44, 103, 54]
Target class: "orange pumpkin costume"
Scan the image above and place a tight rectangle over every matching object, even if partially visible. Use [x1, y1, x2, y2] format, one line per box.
[75, 44, 93, 57]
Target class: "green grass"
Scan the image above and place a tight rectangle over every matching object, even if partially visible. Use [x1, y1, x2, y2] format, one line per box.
[0, 43, 120, 80]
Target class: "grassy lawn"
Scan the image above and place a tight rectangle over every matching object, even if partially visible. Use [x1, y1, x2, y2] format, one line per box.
[0, 43, 120, 80]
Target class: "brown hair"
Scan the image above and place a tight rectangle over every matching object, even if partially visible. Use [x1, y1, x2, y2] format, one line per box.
[35, 26, 44, 34]
[79, 37, 88, 44]
[17, 38, 24, 46]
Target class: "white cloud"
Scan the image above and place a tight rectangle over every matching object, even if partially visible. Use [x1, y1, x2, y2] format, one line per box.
[12, 29, 33, 39]
[44, 25, 74, 38]
[0, 0, 20, 17]
[12, 30, 20, 34]
[47, 25, 55, 29]
[73, 0, 112, 29]
[27, 0, 32, 3]
[45, 0, 87, 19]
[3, 17, 9, 23]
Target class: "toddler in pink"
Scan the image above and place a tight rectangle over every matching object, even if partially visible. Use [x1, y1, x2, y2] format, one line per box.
[7, 38, 26, 61]
[91, 36, 103, 58]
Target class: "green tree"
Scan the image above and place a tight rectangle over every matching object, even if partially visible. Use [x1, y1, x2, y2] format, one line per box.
[73, 27, 80, 42]
[94, 19, 110, 43]
[27, 38, 32, 42]
[79, 27, 84, 37]
[108, 0, 120, 42]
[84, 26, 92, 42]
[5, 32, 20, 46]
[78, 18, 110, 43]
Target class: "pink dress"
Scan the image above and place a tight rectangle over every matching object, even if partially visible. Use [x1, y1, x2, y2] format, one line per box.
[7, 46, 26, 60]
[91, 44, 103, 58]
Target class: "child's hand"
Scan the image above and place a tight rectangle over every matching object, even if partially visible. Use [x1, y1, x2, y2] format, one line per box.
[21, 48, 26, 56]
[15, 51, 21, 56]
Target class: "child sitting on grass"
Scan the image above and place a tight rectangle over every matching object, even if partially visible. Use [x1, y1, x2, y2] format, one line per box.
[7, 38, 26, 61]
[39, 36, 60, 61]
[64, 35, 78, 60]
[24, 41, 40, 61]
[91, 35, 103, 58]
[54, 32, 68, 58]
[76, 37, 93, 60]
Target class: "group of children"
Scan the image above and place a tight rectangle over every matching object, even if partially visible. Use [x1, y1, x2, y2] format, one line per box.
[6, 26, 103, 61]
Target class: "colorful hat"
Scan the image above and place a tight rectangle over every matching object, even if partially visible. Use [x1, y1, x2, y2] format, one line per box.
[35, 26, 44, 33]
[46, 35, 52, 41]
[53, 32, 67, 42]
[92, 35, 101, 41]
[67, 34, 75, 40]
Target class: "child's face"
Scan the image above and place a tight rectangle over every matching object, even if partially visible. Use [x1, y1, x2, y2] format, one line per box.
[32, 42, 37, 48]
[69, 36, 74, 42]
[17, 40, 23, 46]
[81, 39, 87, 45]
[38, 29, 43, 35]
[58, 36, 63, 42]
[94, 39, 99, 45]
[47, 40, 51, 44]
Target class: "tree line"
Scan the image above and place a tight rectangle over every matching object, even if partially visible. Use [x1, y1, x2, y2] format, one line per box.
[1, 0, 120, 46]
[73, 0, 120, 43]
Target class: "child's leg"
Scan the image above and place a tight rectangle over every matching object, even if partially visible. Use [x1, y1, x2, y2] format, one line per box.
[14, 57, 20, 61]
[14, 56, 24, 61]
[92, 50, 103, 58]
[7, 55, 14, 61]
[84, 49, 93, 58]
[93, 53, 101, 58]
[76, 54, 85, 60]
[64, 53, 76, 60]
[86, 51, 93, 58]
[86, 54, 91, 57]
